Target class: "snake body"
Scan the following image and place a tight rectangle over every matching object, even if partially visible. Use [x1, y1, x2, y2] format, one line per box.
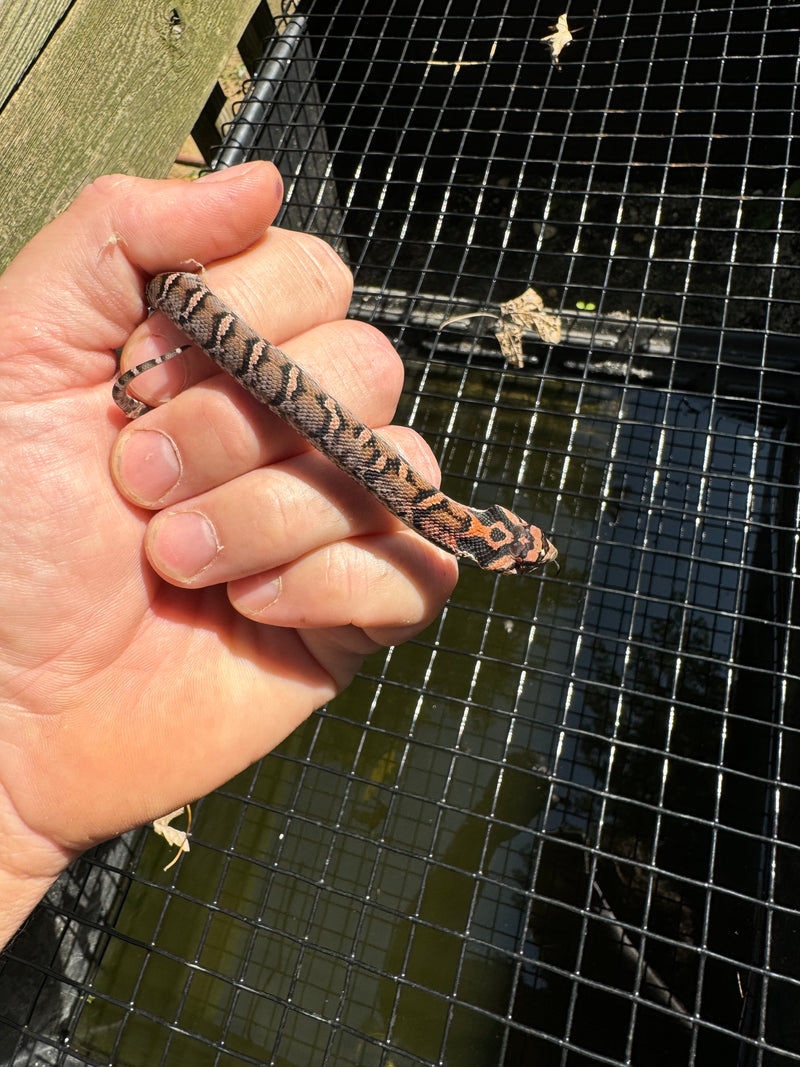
[113, 272, 557, 575]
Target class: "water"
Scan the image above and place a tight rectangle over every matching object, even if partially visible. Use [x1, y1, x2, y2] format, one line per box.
[69, 350, 795, 1064]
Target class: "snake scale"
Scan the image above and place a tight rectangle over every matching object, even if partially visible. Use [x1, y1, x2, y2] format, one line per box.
[113, 272, 558, 575]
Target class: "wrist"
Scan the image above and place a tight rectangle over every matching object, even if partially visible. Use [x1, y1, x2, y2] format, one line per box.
[0, 865, 62, 952]
[0, 808, 75, 953]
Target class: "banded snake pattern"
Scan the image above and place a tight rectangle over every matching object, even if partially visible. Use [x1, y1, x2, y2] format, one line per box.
[113, 272, 558, 575]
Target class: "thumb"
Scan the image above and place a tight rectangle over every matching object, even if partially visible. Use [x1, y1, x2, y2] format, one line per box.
[0, 161, 284, 399]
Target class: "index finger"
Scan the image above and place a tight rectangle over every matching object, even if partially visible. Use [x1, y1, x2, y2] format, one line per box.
[118, 226, 354, 409]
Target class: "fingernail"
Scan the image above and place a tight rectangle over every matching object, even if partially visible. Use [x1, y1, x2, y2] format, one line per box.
[149, 510, 221, 581]
[115, 429, 182, 504]
[233, 577, 282, 616]
[195, 161, 263, 183]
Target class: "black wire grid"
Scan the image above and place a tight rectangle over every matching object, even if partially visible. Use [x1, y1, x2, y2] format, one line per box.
[3, 0, 800, 1064]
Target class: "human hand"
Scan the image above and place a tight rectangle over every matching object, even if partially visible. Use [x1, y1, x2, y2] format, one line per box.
[0, 162, 457, 944]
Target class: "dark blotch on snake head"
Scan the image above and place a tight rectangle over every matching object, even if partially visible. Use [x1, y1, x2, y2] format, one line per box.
[478, 505, 559, 575]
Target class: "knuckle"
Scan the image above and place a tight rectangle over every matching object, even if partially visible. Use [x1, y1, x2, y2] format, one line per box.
[291, 231, 354, 310]
[383, 426, 443, 485]
[74, 174, 138, 215]
[322, 543, 359, 605]
[333, 321, 406, 411]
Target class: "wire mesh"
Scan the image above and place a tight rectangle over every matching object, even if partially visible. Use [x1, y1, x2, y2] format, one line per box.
[3, 0, 800, 1064]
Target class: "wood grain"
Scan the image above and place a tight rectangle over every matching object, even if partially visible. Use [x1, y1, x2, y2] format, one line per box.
[0, 0, 262, 270]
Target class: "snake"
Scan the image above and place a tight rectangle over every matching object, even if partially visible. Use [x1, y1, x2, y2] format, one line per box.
[112, 272, 558, 575]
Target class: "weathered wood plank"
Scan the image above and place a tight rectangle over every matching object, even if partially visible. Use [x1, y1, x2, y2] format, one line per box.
[0, 0, 263, 269]
[0, 0, 74, 106]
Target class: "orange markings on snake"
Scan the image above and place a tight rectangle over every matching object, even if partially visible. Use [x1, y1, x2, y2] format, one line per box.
[113, 272, 558, 575]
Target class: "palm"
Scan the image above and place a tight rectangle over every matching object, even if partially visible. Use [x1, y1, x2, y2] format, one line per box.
[0, 292, 345, 855]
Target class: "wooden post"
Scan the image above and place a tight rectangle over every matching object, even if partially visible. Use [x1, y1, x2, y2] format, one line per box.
[0, 0, 263, 270]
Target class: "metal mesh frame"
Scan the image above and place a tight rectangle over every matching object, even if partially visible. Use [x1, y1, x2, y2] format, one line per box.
[3, 0, 800, 1064]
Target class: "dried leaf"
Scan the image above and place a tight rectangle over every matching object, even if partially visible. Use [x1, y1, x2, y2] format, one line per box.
[541, 13, 573, 65]
[494, 321, 525, 367]
[439, 287, 561, 368]
[496, 287, 562, 365]
[153, 805, 192, 871]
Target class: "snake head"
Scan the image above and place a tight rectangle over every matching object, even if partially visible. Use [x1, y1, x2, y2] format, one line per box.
[511, 533, 559, 575]
[476, 505, 559, 575]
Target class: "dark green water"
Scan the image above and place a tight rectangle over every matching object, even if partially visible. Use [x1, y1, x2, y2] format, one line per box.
[70, 363, 607, 1065]
[69, 354, 781, 1064]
